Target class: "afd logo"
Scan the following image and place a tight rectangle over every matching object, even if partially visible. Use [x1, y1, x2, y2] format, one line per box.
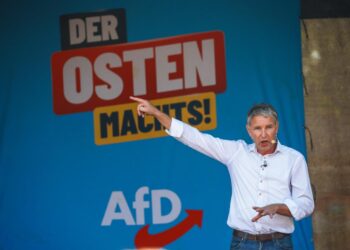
[101, 186, 203, 249]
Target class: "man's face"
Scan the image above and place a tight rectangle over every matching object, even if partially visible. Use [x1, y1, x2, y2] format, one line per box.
[246, 115, 278, 155]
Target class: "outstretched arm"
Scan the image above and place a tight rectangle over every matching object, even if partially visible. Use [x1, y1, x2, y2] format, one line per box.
[129, 96, 172, 129]
[130, 96, 240, 165]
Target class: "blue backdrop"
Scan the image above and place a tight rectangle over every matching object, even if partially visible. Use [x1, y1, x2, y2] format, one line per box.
[0, 0, 314, 249]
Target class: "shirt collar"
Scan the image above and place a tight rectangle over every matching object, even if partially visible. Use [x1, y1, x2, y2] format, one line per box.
[248, 140, 284, 155]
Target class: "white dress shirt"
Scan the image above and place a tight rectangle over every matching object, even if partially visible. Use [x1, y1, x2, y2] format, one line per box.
[166, 118, 314, 234]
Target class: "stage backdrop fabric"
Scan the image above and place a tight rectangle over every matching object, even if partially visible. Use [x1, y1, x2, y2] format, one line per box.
[0, 0, 314, 249]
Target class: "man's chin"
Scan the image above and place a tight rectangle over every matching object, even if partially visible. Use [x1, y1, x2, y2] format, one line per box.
[257, 144, 272, 153]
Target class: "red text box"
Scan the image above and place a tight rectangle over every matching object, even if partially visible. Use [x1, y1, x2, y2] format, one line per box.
[51, 31, 226, 114]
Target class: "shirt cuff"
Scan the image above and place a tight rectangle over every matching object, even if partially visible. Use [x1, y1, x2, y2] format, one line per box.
[283, 198, 299, 220]
[165, 118, 184, 138]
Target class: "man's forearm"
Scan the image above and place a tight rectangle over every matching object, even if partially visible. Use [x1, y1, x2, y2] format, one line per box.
[154, 110, 172, 130]
[275, 203, 292, 217]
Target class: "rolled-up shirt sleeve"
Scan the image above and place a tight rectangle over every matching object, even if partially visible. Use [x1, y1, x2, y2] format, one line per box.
[284, 155, 315, 221]
[166, 118, 240, 165]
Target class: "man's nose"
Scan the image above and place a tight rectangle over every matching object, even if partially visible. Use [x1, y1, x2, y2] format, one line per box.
[261, 129, 267, 137]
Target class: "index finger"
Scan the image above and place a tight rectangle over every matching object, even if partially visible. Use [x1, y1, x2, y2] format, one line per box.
[251, 214, 263, 222]
[129, 96, 146, 103]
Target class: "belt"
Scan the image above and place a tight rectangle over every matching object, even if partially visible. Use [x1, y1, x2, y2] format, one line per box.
[234, 230, 289, 242]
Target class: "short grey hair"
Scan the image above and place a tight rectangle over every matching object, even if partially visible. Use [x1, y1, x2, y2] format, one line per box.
[247, 103, 278, 125]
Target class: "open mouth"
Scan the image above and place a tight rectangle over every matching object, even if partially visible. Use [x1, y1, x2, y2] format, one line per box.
[260, 140, 270, 146]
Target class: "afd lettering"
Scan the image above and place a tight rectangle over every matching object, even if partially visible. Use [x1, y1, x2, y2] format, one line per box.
[101, 186, 181, 226]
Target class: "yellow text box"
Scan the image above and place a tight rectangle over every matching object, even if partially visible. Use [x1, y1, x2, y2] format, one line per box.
[93, 92, 217, 145]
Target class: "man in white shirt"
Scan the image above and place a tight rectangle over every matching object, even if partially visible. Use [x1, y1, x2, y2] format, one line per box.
[130, 96, 314, 250]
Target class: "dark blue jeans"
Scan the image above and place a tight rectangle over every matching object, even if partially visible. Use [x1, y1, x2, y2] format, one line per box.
[230, 233, 293, 250]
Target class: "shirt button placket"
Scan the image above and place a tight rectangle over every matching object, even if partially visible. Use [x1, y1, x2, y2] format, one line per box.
[257, 157, 266, 207]
[255, 157, 265, 233]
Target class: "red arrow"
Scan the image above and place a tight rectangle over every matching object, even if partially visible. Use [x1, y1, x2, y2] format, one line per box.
[134, 209, 203, 249]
